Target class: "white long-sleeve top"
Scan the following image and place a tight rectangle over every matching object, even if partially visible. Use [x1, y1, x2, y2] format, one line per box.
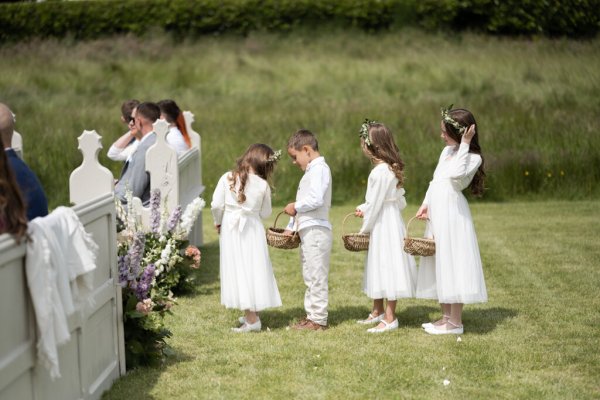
[356, 163, 407, 234]
[166, 126, 190, 157]
[107, 133, 139, 162]
[423, 143, 482, 206]
[287, 156, 332, 231]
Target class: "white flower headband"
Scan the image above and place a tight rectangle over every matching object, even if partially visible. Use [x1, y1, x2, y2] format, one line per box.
[359, 118, 378, 146]
[267, 149, 282, 163]
[441, 104, 466, 135]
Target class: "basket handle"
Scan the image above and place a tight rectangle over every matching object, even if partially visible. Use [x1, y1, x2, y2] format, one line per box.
[406, 216, 433, 238]
[272, 211, 298, 238]
[342, 212, 360, 236]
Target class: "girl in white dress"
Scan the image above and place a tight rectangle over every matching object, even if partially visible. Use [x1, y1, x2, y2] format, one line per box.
[355, 121, 417, 333]
[416, 107, 488, 335]
[211, 144, 282, 332]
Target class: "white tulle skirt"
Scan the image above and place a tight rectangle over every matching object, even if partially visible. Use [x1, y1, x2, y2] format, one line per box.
[416, 181, 488, 304]
[363, 204, 417, 300]
[219, 213, 282, 311]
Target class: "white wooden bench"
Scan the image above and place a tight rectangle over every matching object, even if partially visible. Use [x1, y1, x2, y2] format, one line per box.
[0, 131, 125, 400]
[11, 130, 23, 159]
[70, 113, 204, 245]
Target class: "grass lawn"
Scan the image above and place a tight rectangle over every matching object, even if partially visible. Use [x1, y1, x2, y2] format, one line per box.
[102, 201, 600, 399]
[1, 30, 599, 207]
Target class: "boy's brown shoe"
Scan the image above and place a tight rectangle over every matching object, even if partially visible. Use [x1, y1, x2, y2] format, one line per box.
[291, 318, 327, 331]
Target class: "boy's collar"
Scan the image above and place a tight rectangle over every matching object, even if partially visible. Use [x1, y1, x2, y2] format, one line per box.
[306, 156, 324, 170]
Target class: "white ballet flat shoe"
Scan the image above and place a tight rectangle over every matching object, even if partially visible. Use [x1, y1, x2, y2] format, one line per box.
[422, 315, 450, 329]
[367, 319, 399, 333]
[232, 319, 261, 333]
[357, 313, 385, 325]
[424, 322, 463, 335]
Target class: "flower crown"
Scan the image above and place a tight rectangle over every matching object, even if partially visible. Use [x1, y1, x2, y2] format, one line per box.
[267, 149, 282, 163]
[441, 104, 466, 135]
[359, 118, 378, 146]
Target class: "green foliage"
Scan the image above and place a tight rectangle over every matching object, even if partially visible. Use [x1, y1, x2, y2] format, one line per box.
[417, 0, 600, 37]
[0, 0, 597, 42]
[103, 204, 600, 398]
[2, 32, 598, 208]
[0, 0, 404, 43]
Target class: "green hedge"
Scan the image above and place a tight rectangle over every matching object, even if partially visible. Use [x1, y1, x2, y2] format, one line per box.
[0, 0, 411, 42]
[0, 0, 598, 43]
[417, 0, 600, 37]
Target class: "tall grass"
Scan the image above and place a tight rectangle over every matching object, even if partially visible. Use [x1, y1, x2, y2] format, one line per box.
[101, 202, 600, 399]
[1, 30, 599, 208]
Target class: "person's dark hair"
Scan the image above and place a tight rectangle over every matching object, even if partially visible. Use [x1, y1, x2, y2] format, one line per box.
[157, 99, 181, 123]
[443, 108, 485, 197]
[287, 129, 319, 151]
[229, 144, 276, 204]
[121, 99, 140, 122]
[361, 123, 405, 187]
[157, 99, 191, 148]
[135, 102, 160, 123]
[0, 149, 28, 242]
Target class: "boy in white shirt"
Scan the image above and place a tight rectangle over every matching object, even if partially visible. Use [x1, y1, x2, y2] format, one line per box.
[284, 129, 332, 330]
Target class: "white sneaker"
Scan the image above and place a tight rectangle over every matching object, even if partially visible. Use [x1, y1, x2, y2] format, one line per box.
[367, 319, 399, 333]
[421, 322, 434, 329]
[232, 319, 261, 333]
[357, 313, 385, 325]
[424, 322, 463, 335]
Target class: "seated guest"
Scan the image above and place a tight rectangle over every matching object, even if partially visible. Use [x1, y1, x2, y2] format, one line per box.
[107, 99, 140, 162]
[114, 102, 160, 205]
[0, 146, 28, 241]
[0, 103, 48, 220]
[157, 99, 191, 156]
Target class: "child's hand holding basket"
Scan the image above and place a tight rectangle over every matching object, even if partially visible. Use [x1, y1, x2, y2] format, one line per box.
[341, 212, 369, 252]
[403, 216, 435, 257]
[266, 211, 300, 250]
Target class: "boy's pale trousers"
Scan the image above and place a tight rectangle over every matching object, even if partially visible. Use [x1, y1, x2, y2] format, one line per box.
[299, 226, 332, 326]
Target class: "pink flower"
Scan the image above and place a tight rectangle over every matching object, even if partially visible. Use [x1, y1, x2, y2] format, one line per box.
[185, 245, 201, 269]
[136, 298, 154, 315]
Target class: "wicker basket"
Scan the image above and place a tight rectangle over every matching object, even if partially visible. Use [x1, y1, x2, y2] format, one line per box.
[403, 216, 435, 257]
[266, 211, 300, 250]
[341, 212, 370, 252]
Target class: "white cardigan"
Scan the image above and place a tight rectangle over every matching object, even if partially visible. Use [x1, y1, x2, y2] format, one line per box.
[26, 206, 98, 379]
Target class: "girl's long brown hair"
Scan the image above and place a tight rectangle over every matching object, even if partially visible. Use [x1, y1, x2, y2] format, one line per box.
[362, 123, 405, 187]
[0, 149, 28, 242]
[229, 144, 276, 203]
[443, 108, 486, 197]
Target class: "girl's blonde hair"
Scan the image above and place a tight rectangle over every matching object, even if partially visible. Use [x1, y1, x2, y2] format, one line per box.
[229, 143, 276, 203]
[361, 123, 405, 187]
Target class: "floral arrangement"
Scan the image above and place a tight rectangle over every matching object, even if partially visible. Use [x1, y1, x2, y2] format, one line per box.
[441, 104, 466, 135]
[116, 189, 205, 368]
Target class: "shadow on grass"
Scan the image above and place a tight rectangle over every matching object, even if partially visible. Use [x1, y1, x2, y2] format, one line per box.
[105, 349, 195, 400]
[463, 307, 518, 334]
[256, 307, 306, 330]
[174, 239, 221, 298]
